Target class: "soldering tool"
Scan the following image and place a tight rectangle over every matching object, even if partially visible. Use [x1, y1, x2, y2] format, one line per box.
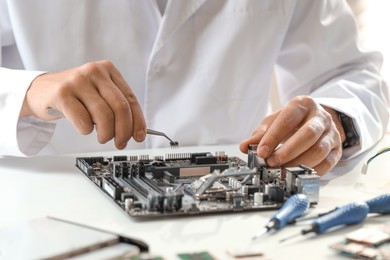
[293, 194, 390, 223]
[280, 201, 371, 243]
[252, 194, 310, 241]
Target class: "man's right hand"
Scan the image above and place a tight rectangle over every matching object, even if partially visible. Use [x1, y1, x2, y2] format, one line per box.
[20, 60, 146, 150]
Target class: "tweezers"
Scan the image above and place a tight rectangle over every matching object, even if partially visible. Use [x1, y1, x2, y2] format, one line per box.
[47, 107, 179, 148]
[146, 129, 179, 148]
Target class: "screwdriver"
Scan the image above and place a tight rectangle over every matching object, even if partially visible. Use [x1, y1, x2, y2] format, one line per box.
[365, 193, 390, 214]
[279, 201, 370, 243]
[252, 194, 310, 241]
[293, 193, 390, 222]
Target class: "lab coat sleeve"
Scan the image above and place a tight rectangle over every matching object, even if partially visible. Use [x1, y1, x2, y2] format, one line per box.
[0, 68, 56, 156]
[0, 0, 56, 156]
[274, 0, 389, 159]
[1, 2, 56, 156]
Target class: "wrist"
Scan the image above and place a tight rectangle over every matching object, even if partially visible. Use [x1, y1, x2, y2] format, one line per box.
[20, 93, 33, 118]
[19, 73, 47, 119]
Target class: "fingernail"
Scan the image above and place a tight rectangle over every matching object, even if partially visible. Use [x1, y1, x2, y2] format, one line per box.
[136, 130, 146, 141]
[257, 145, 270, 157]
[118, 142, 127, 150]
[267, 156, 281, 167]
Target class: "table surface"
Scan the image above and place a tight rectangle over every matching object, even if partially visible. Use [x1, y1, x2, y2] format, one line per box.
[1, 136, 390, 259]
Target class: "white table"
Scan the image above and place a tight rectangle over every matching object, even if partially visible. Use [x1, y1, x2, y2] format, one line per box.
[1, 136, 389, 259]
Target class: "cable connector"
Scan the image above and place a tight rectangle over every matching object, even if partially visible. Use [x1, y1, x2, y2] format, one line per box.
[361, 147, 390, 175]
[361, 162, 368, 175]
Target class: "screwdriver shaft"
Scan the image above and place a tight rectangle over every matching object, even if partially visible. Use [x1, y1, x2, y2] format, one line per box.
[252, 194, 309, 241]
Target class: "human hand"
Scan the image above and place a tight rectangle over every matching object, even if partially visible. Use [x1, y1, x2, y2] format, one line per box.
[239, 96, 345, 175]
[20, 60, 146, 150]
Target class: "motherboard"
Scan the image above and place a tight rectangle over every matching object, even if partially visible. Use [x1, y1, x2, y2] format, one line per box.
[76, 145, 320, 218]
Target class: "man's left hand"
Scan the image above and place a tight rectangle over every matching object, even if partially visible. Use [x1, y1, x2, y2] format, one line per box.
[240, 96, 345, 176]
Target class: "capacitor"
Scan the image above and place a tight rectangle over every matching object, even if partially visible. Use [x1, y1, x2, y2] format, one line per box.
[125, 198, 133, 211]
[252, 175, 260, 186]
[226, 191, 233, 202]
[232, 192, 243, 209]
[241, 185, 249, 199]
[229, 177, 234, 187]
[232, 179, 237, 189]
[264, 184, 270, 195]
[254, 192, 264, 205]
[241, 185, 248, 194]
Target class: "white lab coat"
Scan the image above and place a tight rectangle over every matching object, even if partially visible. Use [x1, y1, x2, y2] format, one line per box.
[0, 0, 388, 157]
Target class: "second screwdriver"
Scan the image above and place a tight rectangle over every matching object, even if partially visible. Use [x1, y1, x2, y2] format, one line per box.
[280, 201, 370, 242]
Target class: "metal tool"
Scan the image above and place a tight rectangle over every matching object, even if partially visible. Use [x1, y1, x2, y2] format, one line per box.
[46, 107, 64, 117]
[252, 194, 310, 241]
[279, 201, 370, 243]
[46, 107, 179, 148]
[146, 128, 179, 148]
[292, 194, 390, 223]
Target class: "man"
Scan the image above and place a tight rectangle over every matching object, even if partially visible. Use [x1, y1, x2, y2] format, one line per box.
[0, 0, 388, 175]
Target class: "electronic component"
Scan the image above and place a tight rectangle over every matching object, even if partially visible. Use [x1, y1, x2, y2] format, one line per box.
[330, 224, 390, 259]
[285, 164, 320, 204]
[362, 147, 390, 174]
[226, 247, 264, 258]
[76, 146, 320, 218]
[177, 251, 215, 260]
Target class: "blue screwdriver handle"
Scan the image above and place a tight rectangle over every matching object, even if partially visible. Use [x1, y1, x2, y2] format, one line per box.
[271, 194, 310, 230]
[312, 201, 369, 234]
[366, 194, 390, 214]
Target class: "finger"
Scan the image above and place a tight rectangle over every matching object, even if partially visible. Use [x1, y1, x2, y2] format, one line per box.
[276, 129, 337, 168]
[258, 102, 308, 158]
[266, 116, 328, 166]
[91, 81, 126, 146]
[87, 98, 115, 144]
[59, 97, 94, 135]
[110, 73, 146, 143]
[311, 148, 342, 176]
[239, 125, 267, 153]
[239, 111, 280, 154]
[74, 80, 115, 144]
[81, 61, 132, 148]
[102, 61, 147, 143]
